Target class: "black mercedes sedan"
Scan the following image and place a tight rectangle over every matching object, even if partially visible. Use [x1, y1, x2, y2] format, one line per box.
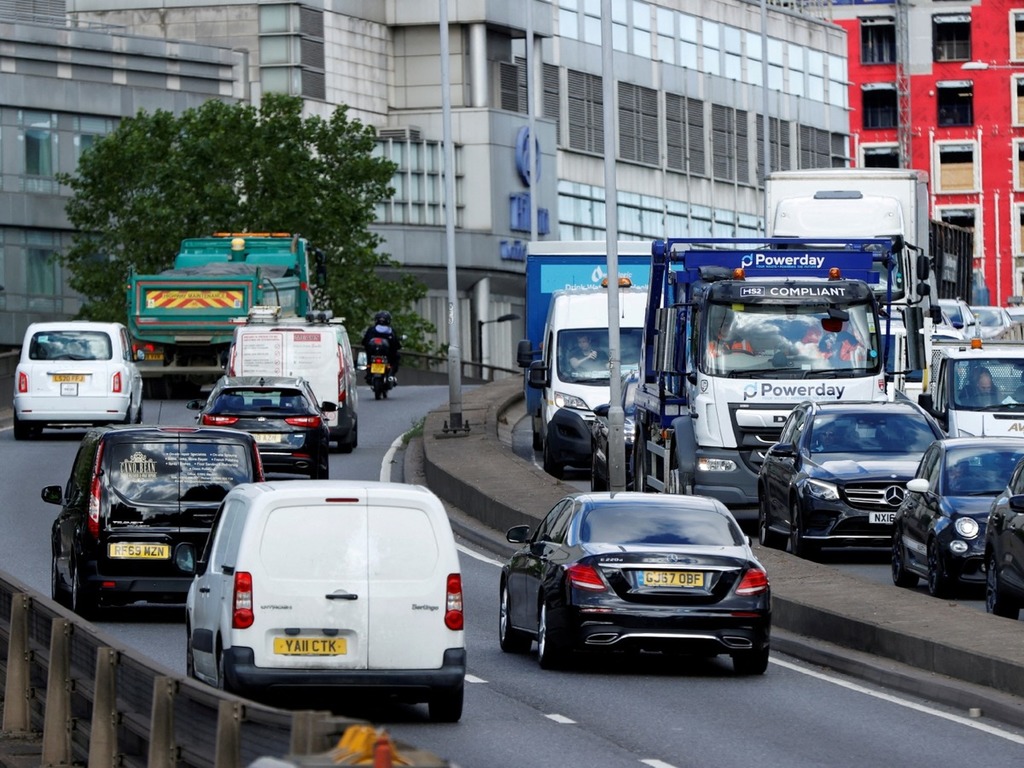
[758, 400, 944, 559]
[892, 438, 1024, 598]
[498, 492, 771, 674]
[983, 456, 1024, 620]
[187, 375, 335, 479]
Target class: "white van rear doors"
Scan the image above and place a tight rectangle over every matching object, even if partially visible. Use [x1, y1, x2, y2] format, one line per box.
[252, 495, 370, 670]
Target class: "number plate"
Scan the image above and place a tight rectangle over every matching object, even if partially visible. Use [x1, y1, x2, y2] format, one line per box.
[253, 433, 283, 443]
[273, 637, 347, 656]
[144, 352, 163, 361]
[108, 542, 171, 559]
[642, 570, 705, 588]
[52, 374, 85, 383]
[370, 362, 386, 374]
[869, 512, 896, 525]
[60, 383, 79, 396]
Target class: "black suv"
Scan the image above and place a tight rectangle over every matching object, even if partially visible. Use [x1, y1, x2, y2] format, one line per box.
[43, 425, 264, 616]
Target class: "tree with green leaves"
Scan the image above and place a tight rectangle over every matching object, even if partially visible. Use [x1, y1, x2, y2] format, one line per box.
[58, 93, 434, 350]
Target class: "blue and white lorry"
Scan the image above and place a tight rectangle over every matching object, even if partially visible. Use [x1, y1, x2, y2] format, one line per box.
[632, 236, 914, 520]
[516, 241, 651, 477]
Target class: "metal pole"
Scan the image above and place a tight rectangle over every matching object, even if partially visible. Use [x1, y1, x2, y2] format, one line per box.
[760, 0, 771, 230]
[440, 0, 465, 431]
[602, 0, 625, 492]
[527, 0, 538, 242]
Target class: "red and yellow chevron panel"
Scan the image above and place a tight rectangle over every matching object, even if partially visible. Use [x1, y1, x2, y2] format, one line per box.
[145, 290, 245, 310]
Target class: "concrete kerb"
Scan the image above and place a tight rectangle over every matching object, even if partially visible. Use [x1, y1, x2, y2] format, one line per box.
[419, 376, 1024, 715]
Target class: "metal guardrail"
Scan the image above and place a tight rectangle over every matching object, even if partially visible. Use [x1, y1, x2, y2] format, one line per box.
[0, 571, 449, 767]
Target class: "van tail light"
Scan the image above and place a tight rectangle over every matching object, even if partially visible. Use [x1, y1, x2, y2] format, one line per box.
[285, 415, 321, 428]
[567, 563, 607, 592]
[111, 371, 123, 393]
[18, 371, 28, 393]
[252, 447, 265, 480]
[87, 442, 105, 540]
[337, 349, 346, 404]
[735, 567, 769, 596]
[444, 573, 464, 631]
[233, 571, 254, 628]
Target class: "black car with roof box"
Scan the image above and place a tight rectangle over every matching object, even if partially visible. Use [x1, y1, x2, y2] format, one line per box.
[43, 425, 264, 617]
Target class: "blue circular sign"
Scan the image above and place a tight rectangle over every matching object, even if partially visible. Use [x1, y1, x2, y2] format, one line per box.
[515, 126, 541, 187]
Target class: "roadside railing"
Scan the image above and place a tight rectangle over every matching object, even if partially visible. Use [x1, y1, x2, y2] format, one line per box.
[0, 570, 449, 767]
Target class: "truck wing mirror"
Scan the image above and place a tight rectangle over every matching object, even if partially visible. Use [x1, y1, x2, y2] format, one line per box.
[516, 339, 535, 368]
[527, 359, 548, 389]
[918, 392, 934, 413]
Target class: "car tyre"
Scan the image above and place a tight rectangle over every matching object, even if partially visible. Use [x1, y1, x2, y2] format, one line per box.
[542, 441, 563, 479]
[428, 684, 464, 723]
[732, 646, 769, 676]
[186, 625, 198, 680]
[532, 428, 543, 452]
[215, 645, 232, 692]
[499, 581, 532, 654]
[926, 538, 954, 599]
[70, 561, 95, 620]
[537, 601, 569, 670]
[891, 528, 919, 588]
[134, 401, 144, 424]
[986, 554, 1021, 619]
[50, 553, 68, 608]
[590, 449, 607, 492]
[13, 415, 32, 441]
[758, 493, 785, 550]
[788, 504, 819, 560]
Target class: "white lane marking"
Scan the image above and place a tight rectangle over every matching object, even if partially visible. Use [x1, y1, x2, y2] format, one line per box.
[465, 674, 487, 684]
[545, 713, 576, 724]
[380, 434, 405, 482]
[772, 657, 1024, 744]
[640, 761, 678, 768]
[457, 544, 503, 565]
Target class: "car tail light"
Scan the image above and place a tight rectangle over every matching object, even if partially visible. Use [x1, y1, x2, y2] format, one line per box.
[735, 567, 769, 596]
[337, 349, 346, 404]
[567, 563, 607, 592]
[233, 571, 254, 628]
[252, 446, 265, 480]
[87, 442, 105, 540]
[444, 573, 464, 630]
[202, 414, 239, 426]
[285, 415, 321, 428]
[18, 371, 28, 393]
[111, 371, 123, 393]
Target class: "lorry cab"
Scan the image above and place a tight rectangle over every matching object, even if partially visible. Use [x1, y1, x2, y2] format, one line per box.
[919, 341, 1024, 437]
[520, 283, 648, 478]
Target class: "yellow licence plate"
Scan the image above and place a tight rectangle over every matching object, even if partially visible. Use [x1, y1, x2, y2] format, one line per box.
[108, 542, 171, 559]
[642, 570, 705, 588]
[370, 362, 386, 374]
[52, 374, 86, 383]
[144, 352, 163, 361]
[273, 637, 347, 656]
[253, 433, 283, 443]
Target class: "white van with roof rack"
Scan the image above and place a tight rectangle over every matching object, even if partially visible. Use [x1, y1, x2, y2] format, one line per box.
[227, 307, 358, 452]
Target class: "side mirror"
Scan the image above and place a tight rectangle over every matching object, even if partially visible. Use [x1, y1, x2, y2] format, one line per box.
[918, 392, 935, 413]
[527, 359, 548, 389]
[1008, 494, 1024, 514]
[593, 403, 610, 418]
[768, 442, 795, 458]
[506, 524, 531, 544]
[41, 485, 62, 505]
[906, 478, 930, 494]
[320, 401, 338, 413]
[516, 339, 535, 368]
[185, 399, 205, 411]
[174, 543, 197, 575]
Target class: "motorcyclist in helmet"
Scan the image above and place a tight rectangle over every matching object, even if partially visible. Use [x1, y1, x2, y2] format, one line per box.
[362, 310, 402, 385]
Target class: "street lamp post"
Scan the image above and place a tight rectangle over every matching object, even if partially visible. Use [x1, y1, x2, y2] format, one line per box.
[477, 313, 520, 380]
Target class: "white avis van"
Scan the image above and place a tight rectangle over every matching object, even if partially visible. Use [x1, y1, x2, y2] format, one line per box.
[181, 480, 466, 722]
[227, 308, 358, 452]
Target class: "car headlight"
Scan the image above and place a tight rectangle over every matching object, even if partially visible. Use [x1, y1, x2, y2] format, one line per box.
[805, 479, 840, 501]
[697, 457, 737, 472]
[554, 391, 589, 410]
[954, 517, 980, 539]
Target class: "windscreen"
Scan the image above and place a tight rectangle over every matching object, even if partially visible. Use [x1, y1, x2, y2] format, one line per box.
[556, 328, 643, 382]
[702, 301, 881, 378]
[952, 358, 1024, 409]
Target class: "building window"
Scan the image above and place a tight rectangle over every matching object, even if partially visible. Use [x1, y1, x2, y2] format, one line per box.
[933, 15, 971, 62]
[27, 232, 58, 299]
[666, 93, 705, 177]
[863, 144, 900, 168]
[567, 69, 604, 154]
[544, 64, 561, 145]
[937, 81, 973, 126]
[711, 104, 747, 183]
[757, 115, 792, 181]
[1017, 205, 1024, 256]
[935, 142, 978, 192]
[618, 82, 659, 165]
[1015, 75, 1024, 125]
[1014, 140, 1024, 189]
[259, 3, 325, 101]
[374, 138, 461, 227]
[861, 18, 896, 64]
[73, 116, 115, 165]
[1014, 11, 1024, 61]
[862, 85, 898, 129]
[798, 125, 833, 169]
[703, 20, 721, 76]
[21, 111, 57, 193]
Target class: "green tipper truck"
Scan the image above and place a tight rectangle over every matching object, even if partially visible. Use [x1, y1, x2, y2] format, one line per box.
[127, 232, 324, 397]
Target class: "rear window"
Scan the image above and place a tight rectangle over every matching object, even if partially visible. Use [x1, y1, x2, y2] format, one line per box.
[579, 503, 743, 546]
[107, 440, 252, 504]
[211, 388, 313, 414]
[30, 330, 113, 361]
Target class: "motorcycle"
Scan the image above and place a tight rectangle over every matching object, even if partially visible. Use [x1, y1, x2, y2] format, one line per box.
[366, 337, 396, 400]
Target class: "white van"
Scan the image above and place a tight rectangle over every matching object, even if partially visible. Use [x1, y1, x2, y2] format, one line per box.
[180, 480, 466, 722]
[227, 309, 358, 452]
[524, 284, 648, 477]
